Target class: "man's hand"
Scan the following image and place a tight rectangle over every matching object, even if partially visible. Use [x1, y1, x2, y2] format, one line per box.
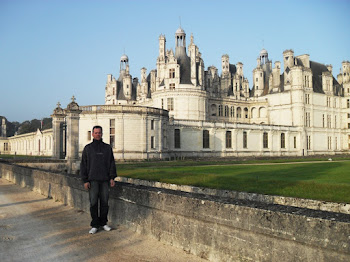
[84, 182, 90, 190]
[110, 179, 115, 187]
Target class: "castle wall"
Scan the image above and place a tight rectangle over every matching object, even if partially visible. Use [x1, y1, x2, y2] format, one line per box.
[78, 105, 170, 160]
[5, 129, 53, 156]
[1, 163, 349, 262]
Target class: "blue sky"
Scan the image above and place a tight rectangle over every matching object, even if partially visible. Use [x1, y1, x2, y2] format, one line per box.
[1, 0, 349, 122]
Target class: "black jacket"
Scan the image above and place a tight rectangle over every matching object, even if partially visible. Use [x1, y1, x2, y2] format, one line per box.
[80, 139, 117, 183]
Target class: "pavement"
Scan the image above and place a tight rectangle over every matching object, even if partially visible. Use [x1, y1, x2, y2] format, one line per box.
[0, 178, 205, 262]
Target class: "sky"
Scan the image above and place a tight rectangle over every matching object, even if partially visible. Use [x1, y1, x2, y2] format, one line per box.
[1, 0, 349, 122]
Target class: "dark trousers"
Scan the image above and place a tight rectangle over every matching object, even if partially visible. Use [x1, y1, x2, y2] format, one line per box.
[89, 181, 109, 228]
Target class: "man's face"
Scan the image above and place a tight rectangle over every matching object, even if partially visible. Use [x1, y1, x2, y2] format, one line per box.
[92, 128, 102, 141]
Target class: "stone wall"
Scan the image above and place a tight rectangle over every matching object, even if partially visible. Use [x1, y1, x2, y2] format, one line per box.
[0, 162, 349, 262]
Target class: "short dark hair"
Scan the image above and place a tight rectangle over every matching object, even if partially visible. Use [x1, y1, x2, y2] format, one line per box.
[92, 125, 103, 132]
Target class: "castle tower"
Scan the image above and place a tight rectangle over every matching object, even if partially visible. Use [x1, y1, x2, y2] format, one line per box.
[260, 48, 269, 65]
[189, 33, 198, 86]
[120, 54, 132, 100]
[221, 54, 230, 76]
[339, 61, 350, 96]
[159, 34, 166, 61]
[342, 61, 350, 84]
[140, 67, 148, 98]
[120, 54, 129, 74]
[253, 62, 264, 97]
[271, 61, 281, 92]
[236, 62, 243, 77]
[283, 49, 294, 86]
[175, 27, 186, 57]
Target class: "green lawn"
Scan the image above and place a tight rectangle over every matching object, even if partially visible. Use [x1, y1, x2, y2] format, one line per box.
[118, 160, 350, 203]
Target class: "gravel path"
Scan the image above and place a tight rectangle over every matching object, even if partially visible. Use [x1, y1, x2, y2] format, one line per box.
[0, 178, 205, 262]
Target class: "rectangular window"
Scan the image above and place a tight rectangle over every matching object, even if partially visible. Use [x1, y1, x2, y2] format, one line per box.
[334, 116, 337, 128]
[161, 99, 164, 109]
[304, 75, 310, 87]
[307, 135, 311, 150]
[305, 112, 311, 127]
[294, 136, 296, 149]
[348, 113, 350, 118]
[218, 105, 223, 116]
[327, 115, 331, 128]
[224, 106, 229, 117]
[167, 98, 174, 111]
[230, 107, 235, 118]
[335, 137, 338, 150]
[87, 131, 91, 141]
[174, 129, 180, 148]
[151, 119, 154, 130]
[169, 68, 175, 78]
[263, 132, 268, 149]
[347, 99, 349, 108]
[348, 123, 350, 129]
[226, 131, 232, 148]
[281, 133, 285, 148]
[322, 114, 325, 128]
[110, 119, 115, 148]
[328, 136, 332, 150]
[305, 94, 310, 104]
[151, 136, 155, 149]
[203, 130, 210, 148]
[243, 131, 247, 148]
[169, 83, 175, 89]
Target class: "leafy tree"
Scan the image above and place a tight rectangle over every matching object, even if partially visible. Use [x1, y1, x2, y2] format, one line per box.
[2, 117, 53, 136]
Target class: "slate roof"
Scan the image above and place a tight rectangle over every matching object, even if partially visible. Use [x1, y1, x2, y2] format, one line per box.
[310, 61, 342, 96]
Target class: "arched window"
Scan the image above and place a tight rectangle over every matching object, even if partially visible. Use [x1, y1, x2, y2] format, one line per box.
[259, 107, 267, 118]
[251, 107, 257, 118]
[237, 107, 242, 118]
[244, 108, 248, 118]
[211, 104, 217, 116]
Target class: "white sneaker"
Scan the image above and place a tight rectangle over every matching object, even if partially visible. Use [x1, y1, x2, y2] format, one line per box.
[89, 227, 98, 234]
[102, 225, 112, 231]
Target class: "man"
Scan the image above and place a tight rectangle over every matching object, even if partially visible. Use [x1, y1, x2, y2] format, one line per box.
[80, 125, 117, 234]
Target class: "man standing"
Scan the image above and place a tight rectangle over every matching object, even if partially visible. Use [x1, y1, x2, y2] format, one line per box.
[80, 125, 117, 234]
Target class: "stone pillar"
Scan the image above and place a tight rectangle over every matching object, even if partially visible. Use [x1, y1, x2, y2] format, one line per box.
[65, 96, 82, 173]
[51, 102, 66, 159]
[1, 118, 6, 137]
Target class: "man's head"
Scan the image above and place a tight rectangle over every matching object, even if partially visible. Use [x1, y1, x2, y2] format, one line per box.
[92, 126, 103, 141]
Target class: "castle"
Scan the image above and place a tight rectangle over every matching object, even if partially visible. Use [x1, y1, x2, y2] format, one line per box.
[1, 27, 350, 161]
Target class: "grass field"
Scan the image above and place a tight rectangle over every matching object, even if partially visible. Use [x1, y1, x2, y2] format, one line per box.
[118, 159, 350, 203]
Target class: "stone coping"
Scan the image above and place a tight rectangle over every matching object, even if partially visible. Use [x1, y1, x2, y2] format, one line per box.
[115, 176, 350, 215]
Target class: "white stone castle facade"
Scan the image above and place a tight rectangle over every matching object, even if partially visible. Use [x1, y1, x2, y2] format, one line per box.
[1, 27, 350, 161]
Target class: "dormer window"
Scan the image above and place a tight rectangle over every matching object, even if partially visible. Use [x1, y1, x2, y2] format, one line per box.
[169, 68, 175, 78]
